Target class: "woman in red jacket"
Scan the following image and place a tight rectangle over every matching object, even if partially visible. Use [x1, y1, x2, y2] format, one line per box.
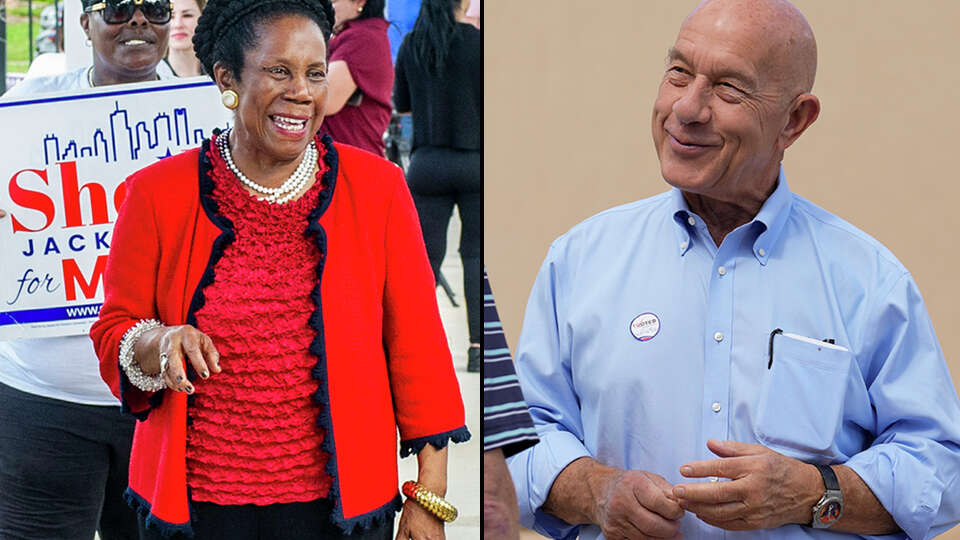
[89, 1, 469, 538]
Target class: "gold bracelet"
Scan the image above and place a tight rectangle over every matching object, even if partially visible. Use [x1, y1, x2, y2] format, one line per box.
[402, 481, 458, 523]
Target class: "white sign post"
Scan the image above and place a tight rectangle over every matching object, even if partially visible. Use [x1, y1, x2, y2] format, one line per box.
[0, 78, 232, 340]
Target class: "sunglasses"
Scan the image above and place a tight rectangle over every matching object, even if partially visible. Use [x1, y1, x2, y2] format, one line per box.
[84, 0, 173, 25]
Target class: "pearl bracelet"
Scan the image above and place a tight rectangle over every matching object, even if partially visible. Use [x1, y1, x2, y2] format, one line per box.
[118, 319, 166, 392]
[401, 481, 458, 523]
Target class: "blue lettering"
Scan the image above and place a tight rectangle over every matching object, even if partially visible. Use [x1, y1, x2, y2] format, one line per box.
[69, 234, 86, 252]
[43, 237, 61, 255]
[21, 239, 34, 257]
[95, 231, 110, 250]
[7, 269, 59, 305]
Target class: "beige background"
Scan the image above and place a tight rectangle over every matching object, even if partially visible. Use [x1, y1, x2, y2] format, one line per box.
[485, 1, 960, 538]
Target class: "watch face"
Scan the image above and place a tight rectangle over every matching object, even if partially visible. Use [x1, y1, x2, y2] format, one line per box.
[817, 499, 842, 525]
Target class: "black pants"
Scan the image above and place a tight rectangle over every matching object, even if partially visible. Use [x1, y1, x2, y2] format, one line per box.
[406, 145, 482, 344]
[0, 381, 138, 540]
[137, 498, 393, 540]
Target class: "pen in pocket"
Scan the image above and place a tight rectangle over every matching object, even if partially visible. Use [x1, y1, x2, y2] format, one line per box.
[768, 328, 847, 369]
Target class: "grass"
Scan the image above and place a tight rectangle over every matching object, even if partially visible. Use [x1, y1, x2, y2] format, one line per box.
[4, 1, 55, 74]
[8, 3, 50, 18]
[6, 20, 45, 73]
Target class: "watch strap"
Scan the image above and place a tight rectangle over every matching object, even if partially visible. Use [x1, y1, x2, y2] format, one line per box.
[810, 463, 843, 529]
[814, 464, 840, 491]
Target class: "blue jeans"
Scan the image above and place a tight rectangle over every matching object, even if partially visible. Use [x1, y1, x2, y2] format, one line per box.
[0, 381, 138, 540]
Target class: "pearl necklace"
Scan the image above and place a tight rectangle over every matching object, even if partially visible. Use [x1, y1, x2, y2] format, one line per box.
[216, 129, 317, 204]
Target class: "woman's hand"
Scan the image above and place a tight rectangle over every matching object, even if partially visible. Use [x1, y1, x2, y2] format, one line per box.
[395, 499, 445, 540]
[396, 443, 450, 540]
[0, 208, 7, 218]
[134, 324, 221, 393]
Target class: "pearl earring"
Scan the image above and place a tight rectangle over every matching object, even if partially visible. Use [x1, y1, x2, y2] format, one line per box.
[221, 90, 239, 110]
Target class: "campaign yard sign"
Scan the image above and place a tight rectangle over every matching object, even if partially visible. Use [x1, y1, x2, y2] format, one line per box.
[0, 77, 233, 340]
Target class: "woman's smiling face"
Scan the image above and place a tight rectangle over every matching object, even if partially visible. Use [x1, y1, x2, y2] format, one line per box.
[169, 0, 201, 52]
[217, 14, 329, 165]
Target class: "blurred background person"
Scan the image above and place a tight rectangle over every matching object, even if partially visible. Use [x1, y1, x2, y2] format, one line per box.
[90, 0, 469, 538]
[394, 0, 481, 371]
[24, 2, 67, 78]
[321, 0, 394, 156]
[166, 0, 206, 76]
[0, 1, 173, 538]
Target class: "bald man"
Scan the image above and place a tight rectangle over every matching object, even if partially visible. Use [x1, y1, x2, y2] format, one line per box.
[505, 1, 960, 539]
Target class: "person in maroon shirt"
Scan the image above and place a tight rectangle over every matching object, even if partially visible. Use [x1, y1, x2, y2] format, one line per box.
[322, 0, 393, 156]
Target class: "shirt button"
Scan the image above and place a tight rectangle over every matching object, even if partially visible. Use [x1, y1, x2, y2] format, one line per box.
[758, 248, 766, 257]
[711, 401, 722, 412]
[687, 216, 696, 226]
[717, 266, 726, 276]
[709, 476, 720, 482]
[680, 241, 688, 250]
[714, 332, 724, 342]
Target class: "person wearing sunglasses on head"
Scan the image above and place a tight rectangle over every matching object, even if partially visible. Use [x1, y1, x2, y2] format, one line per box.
[3, 0, 174, 97]
[0, 2, 173, 539]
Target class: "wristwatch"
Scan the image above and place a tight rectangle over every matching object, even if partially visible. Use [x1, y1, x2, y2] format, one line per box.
[810, 464, 843, 529]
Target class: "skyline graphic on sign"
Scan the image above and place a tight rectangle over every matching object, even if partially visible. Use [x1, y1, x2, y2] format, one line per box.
[1, 79, 231, 340]
[39, 101, 225, 166]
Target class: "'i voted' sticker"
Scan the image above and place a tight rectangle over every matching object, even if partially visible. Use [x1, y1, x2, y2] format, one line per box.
[630, 313, 660, 341]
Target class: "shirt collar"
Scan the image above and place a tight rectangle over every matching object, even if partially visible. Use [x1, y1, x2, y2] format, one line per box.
[670, 189, 695, 256]
[751, 166, 793, 265]
[670, 166, 794, 264]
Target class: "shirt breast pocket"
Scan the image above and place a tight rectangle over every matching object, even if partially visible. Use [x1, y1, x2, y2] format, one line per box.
[754, 332, 854, 462]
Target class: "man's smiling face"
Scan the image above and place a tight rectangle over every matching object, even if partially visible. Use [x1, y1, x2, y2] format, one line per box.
[651, 1, 801, 204]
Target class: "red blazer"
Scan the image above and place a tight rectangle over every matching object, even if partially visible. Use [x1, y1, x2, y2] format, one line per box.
[90, 135, 469, 536]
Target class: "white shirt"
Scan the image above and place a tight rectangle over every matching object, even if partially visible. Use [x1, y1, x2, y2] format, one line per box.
[2, 61, 175, 99]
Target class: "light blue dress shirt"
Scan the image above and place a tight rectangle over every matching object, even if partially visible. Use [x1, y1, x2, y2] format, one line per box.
[506, 170, 960, 540]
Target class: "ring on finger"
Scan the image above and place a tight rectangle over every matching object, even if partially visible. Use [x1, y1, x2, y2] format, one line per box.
[159, 352, 169, 375]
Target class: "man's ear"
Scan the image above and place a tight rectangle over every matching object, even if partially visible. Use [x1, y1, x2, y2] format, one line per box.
[779, 93, 820, 151]
[212, 62, 237, 93]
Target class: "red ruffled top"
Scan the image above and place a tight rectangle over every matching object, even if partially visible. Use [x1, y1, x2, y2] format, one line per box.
[187, 135, 333, 505]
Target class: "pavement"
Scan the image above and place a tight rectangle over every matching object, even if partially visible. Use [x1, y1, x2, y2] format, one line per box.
[395, 213, 481, 540]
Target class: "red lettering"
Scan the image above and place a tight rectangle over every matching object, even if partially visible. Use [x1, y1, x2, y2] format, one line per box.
[8, 168, 55, 233]
[62, 255, 107, 301]
[60, 161, 110, 229]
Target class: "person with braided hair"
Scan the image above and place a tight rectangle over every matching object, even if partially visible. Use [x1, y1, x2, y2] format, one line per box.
[90, 1, 470, 538]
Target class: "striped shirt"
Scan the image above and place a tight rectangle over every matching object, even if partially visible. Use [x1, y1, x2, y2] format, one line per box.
[483, 269, 539, 455]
